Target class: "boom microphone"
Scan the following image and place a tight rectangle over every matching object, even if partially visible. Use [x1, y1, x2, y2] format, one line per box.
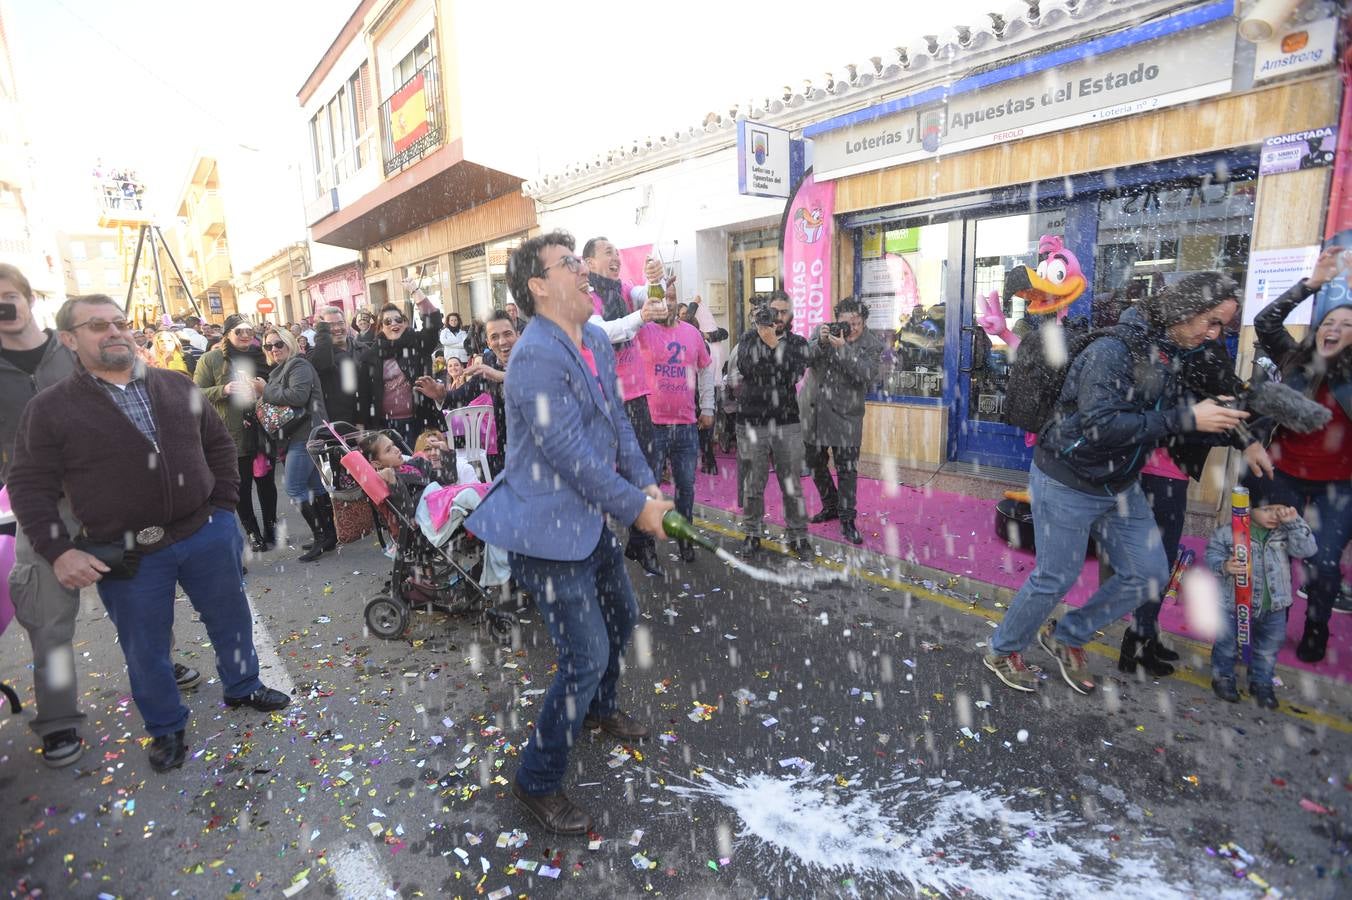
[1245, 380, 1333, 434]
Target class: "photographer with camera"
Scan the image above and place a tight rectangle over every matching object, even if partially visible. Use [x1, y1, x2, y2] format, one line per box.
[803, 298, 883, 545]
[735, 291, 812, 559]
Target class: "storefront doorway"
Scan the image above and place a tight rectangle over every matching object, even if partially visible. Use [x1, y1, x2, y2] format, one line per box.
[729, 227, 780, 341]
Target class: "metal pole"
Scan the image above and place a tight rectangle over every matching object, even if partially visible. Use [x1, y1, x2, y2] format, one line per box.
[123, 224, 147, 313]
[147, 226, 170, 321]
[155, 226, 203, 319]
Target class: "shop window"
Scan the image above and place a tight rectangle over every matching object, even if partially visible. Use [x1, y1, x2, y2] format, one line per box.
[1092, 175, 1256, 328]
[860, 222, 951, 402]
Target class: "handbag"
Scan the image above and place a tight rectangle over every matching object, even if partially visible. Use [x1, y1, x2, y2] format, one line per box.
[255, 400, 305, 441]
[72, 537, 141, 580]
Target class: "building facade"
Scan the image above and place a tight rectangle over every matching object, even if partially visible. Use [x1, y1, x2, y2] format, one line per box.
[237, 241, 309, 327]
[297, 0, 536, 323]
[172, 155, 238, 323]
[526, 0, 1344, 521]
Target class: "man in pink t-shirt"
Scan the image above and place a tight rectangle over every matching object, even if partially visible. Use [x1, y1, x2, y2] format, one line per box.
[635, 295, 714, 562]
[583, 236, 669, 575]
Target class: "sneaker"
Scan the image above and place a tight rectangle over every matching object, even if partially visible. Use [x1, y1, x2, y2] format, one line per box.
[1211, 677, 1240, 703]
[224, 685, 291, 712]
[1250, 683, 1279, 710]
[1333, 583, 1352, 614]
[983, 651, 1038, 692]
[41, 729, 84, 768]
[174, 663, 202, 691]
[1038, 620, 1096, 695]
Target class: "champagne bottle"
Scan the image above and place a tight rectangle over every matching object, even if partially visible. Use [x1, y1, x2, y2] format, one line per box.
[662, 510, 717, 552]
[647, 256, 665, 301]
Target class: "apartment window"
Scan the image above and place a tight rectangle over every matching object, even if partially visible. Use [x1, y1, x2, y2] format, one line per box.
[348, 63, 370, 167]
[309, 62, 372, 194]
[393, 34, 434, 88]
[70, 240, 87, 261]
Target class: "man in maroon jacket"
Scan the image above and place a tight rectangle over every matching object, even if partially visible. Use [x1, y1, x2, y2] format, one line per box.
[8, 294, 290, 773]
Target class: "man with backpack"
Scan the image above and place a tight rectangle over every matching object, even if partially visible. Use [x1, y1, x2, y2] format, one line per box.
[984, 273, 1255, 695]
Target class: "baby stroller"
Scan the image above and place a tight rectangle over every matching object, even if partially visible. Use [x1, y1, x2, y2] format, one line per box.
[305, 422, 517, 643]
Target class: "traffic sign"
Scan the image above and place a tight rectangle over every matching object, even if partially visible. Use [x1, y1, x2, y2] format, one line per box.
[256, 298, 276, 314]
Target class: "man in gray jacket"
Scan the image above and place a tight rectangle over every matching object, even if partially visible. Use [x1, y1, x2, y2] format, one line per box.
[803, 297, 883, 545]
[0, 265, 85, 766]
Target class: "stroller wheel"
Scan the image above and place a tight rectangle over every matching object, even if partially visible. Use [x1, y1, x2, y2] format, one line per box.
[365, 595, 409, 639]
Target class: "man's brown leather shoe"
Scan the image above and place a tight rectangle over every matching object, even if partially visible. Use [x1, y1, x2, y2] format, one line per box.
[510, 781, 592, 835]
[583, 710, 650, 741]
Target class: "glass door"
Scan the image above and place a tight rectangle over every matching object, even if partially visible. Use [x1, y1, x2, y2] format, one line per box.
[951, 207, 1070, 470]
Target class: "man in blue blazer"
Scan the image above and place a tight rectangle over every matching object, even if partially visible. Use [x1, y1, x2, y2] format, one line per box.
[467, 231, 673, 835]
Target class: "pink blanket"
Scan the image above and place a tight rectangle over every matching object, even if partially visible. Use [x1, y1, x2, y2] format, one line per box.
[423, 482, 491, 530]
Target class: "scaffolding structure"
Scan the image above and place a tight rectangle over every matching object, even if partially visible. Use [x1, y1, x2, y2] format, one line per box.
[95, 176, 201, 326]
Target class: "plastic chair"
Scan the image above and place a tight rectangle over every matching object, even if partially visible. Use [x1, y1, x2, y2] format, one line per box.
[445, 405, 494, 482]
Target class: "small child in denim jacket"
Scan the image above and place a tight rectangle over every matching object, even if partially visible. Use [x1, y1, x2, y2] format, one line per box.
[1205, 504, 1316, 709]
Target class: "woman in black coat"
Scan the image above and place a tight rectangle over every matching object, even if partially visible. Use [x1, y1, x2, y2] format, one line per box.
[357, 302, 444, 447]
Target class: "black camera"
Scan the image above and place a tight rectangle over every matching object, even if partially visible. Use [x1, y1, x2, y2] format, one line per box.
[0, 303, 16, 322]
[824, 322, 848, 337]
[753, 304, 775, 327]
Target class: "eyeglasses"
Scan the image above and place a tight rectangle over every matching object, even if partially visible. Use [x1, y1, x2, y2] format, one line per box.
[263, 341, 288, 351]
[70, 318, 133, 333]
[382, 316, 406, 326]
[540, 254, 587, 276]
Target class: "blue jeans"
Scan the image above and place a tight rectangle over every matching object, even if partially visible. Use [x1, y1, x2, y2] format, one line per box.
[991, 462, 1169, 653]
[96, 509, 263, 736]
[624, 396, 660, 552]
[282, 440, 327, 504]
[510, 529, 638, 795]
[1246, 468, 1352, 625]
[1212, 606, 1287, 688]
[650, 424, 698, 522]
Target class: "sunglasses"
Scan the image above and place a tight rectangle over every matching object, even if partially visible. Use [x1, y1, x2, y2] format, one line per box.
[382, 316, 406, 326]
[231, 328, 255, 336]
[70, 318, 133, 333]
[263, 341, 288, 351]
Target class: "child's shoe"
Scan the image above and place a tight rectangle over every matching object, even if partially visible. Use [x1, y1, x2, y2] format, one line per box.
[1211, 677, 1239, 702]
[1250, 683, 1279, 710]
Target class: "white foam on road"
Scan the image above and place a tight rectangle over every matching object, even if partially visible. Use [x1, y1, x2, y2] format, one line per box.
[668, 769, 1232, 899]
[327, 843, 393, 899]
[245, 593, 393, 899]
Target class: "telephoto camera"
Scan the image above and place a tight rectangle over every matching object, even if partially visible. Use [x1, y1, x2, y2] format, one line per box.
[753, 304, 776, 327]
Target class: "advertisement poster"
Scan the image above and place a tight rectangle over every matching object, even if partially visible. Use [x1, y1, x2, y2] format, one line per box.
[1242, 245, 1320, 325]
[1259, 127, 1337, 176]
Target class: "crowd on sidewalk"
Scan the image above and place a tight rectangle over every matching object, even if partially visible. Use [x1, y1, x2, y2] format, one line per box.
[0, 236, 1349, 834]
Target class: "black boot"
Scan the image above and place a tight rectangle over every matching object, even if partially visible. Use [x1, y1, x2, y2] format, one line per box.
[1296, 620, 1329, 663]
[297, 501, 319, 552]
[262, 522, 277, 552]
[1119, 629, 1174, 677]
[1141, 635, 1179, 662]
[840, 519, 863, 545]
[298, 498, 336, 563]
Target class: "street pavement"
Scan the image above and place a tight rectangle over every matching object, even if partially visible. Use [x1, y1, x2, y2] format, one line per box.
[1, 508, 1350, 899]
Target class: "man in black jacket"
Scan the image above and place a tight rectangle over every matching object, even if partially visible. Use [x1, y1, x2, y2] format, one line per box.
[984, 274, 1253, 697]
[310, 305, 362, 425]
[736, 291, 811, 558]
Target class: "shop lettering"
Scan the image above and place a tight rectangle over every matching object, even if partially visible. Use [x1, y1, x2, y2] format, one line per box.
[790, 259, 826, 317]
[1077, 63, 1160, 97]
[949, 96, 1037, 130]
[1264, 127, 1333, 145]
[1259, 48, 1324, 72]
[844, 128, 910, 155]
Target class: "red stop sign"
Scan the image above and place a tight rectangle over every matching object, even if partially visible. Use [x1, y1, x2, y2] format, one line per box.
[256, 298, 276, 314]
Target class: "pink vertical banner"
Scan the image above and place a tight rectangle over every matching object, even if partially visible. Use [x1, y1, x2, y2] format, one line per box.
[780, 169, 834, 338]
[619, 244, 654, 287]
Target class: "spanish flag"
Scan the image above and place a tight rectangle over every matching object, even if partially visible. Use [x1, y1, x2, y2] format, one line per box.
[391, 73, 429, 154]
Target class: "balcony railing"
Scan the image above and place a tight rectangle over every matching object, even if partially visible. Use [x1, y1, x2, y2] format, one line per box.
[379, 56, 443, 176]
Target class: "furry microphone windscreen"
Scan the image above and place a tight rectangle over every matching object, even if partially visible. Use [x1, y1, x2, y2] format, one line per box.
[1247, 381, 1333, 434]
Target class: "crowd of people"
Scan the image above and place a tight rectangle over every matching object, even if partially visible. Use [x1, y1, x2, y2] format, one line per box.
[0, 238, 1349, 836]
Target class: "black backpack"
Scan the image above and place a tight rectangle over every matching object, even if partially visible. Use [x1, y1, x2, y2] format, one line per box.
[1003, 320, 1153, 433]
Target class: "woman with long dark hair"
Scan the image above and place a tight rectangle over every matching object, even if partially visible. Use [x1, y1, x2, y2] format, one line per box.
[194, 314, 277, 552]
[1248, 246, 1352, 662]
[357, 300, 443, 446]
